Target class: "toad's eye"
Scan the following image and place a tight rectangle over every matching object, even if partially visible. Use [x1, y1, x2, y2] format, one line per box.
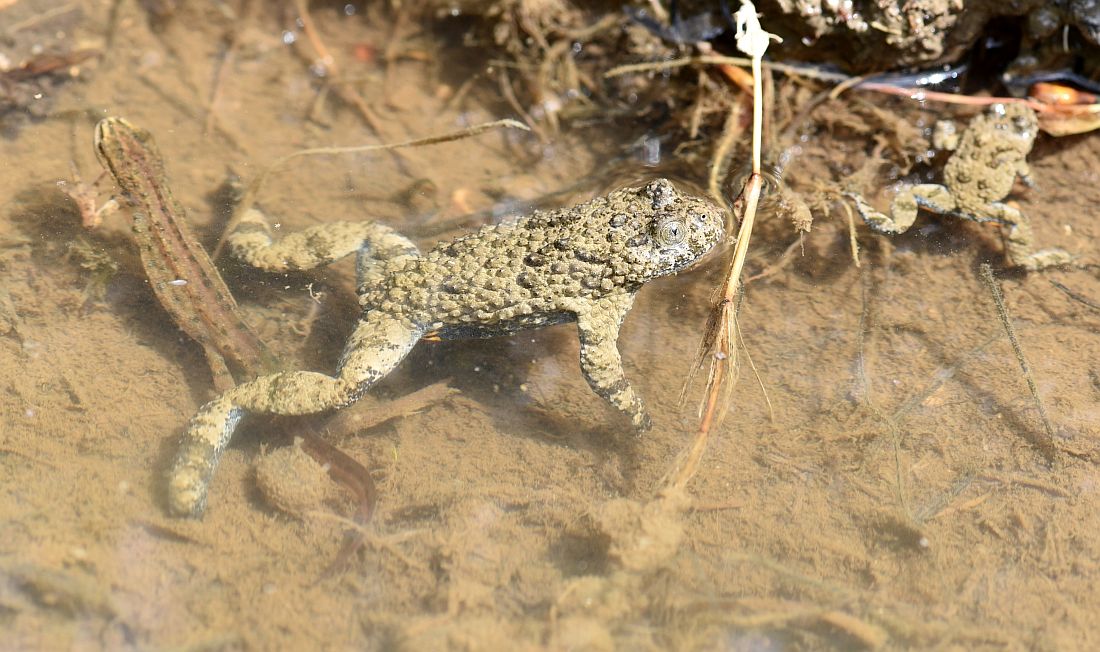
[655, 218, 686, 246]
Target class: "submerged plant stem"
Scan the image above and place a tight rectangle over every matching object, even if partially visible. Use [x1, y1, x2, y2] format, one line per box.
[978, 263, 1057, 462]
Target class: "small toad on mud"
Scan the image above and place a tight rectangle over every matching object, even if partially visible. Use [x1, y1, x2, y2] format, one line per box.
[168, 179, 724, 516]
[848, 103, 1071, 270]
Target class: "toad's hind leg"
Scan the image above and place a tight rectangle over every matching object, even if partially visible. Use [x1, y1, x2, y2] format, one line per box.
[847, 184, 956, 235]
[168, 311, 423, 517]
[987, 202, 1072, 271]
[227, 208, 419, 281]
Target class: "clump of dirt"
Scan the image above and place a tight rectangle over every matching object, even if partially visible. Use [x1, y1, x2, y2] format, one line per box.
[595, 490, 687, 573]
[255, 437, 341, 518]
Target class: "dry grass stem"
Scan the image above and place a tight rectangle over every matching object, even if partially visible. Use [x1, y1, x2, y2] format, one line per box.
[666, 3, 776, 493]
[666, 170, 763, 493]
[737, 312, 775, 423]
[840, 200, 861, 267]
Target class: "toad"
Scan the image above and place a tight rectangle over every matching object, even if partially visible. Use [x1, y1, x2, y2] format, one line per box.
[168, 179, 725, 516]
[847, 103, 1071, 270]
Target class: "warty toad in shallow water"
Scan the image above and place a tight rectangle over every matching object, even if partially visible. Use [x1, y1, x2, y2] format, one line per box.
[168, 179, 725, 517]
[847, 103, 1071, 270]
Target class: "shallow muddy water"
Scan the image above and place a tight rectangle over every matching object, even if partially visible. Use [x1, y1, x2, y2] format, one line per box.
[2, 2, 1100, 650]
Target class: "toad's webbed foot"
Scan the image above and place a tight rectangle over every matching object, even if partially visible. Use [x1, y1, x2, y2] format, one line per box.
[168, 311, 424, 517]
[572, 292, 652, 432]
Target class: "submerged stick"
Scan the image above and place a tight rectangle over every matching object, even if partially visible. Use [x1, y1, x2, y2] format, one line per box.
[978, 264, 1057, 462]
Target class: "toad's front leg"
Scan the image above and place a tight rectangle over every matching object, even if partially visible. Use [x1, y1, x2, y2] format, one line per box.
[571, 292, 652, 432]
[168, 311, 424, 517]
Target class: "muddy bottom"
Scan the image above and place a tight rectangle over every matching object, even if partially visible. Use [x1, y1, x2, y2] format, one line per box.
[2, 2, 1099, 651]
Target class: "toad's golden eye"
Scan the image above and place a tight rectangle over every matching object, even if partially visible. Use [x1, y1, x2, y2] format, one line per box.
[655, 219, 686, 246]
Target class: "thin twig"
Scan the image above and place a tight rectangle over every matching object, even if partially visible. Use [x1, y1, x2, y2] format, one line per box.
[5, 2, 78, 33]
[605, 54, 845, 83]
[204, 0, 253, 136]
[214, 119, 530, 257]
[294, 0, 333, 67]
[498, 67, 546, 142]
[291, 0, 407, 174]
